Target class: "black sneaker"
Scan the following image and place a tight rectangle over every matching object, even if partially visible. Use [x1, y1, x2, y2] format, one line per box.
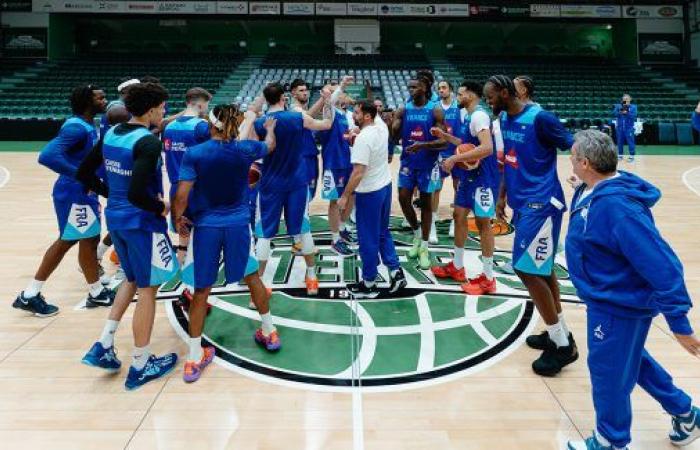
[532, 337, 578, 377]
[346, 281, 380, 299]
[526, 331, 575, 351]
[12, 292, 59, 317]
[86, 288, 116, 308]
[389, 268, 407, 294]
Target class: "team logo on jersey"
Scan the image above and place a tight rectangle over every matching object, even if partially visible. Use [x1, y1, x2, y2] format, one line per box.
[505, 149, 519, 169]
[161, 215, 578, 392]
[410, 126, 425, 141]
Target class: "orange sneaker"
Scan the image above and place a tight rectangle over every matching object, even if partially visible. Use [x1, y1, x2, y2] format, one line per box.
[183, 346, 215, 383]
[461, 274, 497, 295]
[255, 328, 281, 351]
[305, 276, 319, 296]
[431, 261, 467, 282]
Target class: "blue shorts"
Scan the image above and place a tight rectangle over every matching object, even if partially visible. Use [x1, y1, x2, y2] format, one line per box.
[54, 198, 101, 241]
[321, 167, 352, 200]
[255, 186, 311, 239]
[306, 156, 319, 199]
[511, 203, 564, 276]
[397, 162, 442, 194]
[455, 182, 496, 218]
[111, 229, 179, 288]
[181, 224, 259, 289]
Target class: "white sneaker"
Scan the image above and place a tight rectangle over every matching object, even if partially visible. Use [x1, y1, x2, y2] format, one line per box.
[429, 222, 438, 244]
[448, 220, 455, 238]
[108, 267, 126, 290]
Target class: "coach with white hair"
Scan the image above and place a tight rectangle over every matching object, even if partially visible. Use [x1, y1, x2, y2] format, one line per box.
[565, 129, 700, 450]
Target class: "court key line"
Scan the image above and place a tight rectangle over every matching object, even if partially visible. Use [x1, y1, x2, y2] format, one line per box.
[0, 166, 10, 189]
[681, 165, 700, 198]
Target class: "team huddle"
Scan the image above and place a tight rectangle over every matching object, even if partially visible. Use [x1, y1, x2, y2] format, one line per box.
[9, 68, 700, 450]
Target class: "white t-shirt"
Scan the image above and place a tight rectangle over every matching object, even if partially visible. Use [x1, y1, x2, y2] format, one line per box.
[351, 123, 392, 193]
[469, 110, 491, 138]
[374, 114, 389, 143]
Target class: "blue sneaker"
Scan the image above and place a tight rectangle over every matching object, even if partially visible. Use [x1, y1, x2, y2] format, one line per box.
[85, 288, 116, 308]
[339, 228, 357, 244]
[12, 292, 58, 317]
[331, 239, 354, 256]
[81, 341, 121, 372]
[125, 353, 178, 391]
[567, 435, 621, 450]
[670, 406, 700, 446]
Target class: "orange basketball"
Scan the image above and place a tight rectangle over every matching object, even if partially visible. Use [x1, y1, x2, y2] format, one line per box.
[456, 143, 480, 170]
[109, 248, 120, 265]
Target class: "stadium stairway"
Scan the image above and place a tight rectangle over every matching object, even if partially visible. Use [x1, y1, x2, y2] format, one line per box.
[0, 60, 56, 94]
[641, 65, 700, 103]
[428, 57, 462, 87]
[211, 55, 265, 106]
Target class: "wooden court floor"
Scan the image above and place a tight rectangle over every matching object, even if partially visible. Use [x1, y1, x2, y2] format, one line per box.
[0, 152, 699, 450]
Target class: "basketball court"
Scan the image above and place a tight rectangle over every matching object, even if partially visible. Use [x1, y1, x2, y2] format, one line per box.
[1, 149, 698, 450]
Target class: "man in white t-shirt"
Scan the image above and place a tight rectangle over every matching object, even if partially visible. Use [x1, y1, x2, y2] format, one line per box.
[338, 101, 407, 299]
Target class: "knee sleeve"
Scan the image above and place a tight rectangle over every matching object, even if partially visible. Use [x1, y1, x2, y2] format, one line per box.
[256, 238, 271, 261]
[300, 232, 315, 256]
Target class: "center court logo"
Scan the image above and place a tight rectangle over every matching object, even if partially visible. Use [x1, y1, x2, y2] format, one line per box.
[161, 215, 579, 391]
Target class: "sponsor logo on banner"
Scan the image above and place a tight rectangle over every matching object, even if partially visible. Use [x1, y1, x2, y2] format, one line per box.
[560, 5, 620, 18]
[379, 3, 436, 16]
[316, 2, 347, 15]
[126, 1, 156, 12]
[347, 2, 377, 15]
[250, 1, 279, 14]
[623, 5, 683, 19]
[2, 0, 33, 12]
[32, 0, 55, 12]
[216, 1, 248, 14]
[530, 4, 560, 18]
[96, 1, 125, 12]
[284, 2, 314, 15]
[436, 4, 468, 17]
[500, 6, 529, 17]
[63, 1, 95, 12]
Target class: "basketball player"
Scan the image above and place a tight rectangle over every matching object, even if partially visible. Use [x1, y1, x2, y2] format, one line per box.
[253, 82, 333, 296]
[484, 75, 577, 377]
[12, 85, 113, 317]
[77, 82, 179, 390]
[391, 76, 447, 270]
[318, 77, 356, 256]
[99, 77, 137, 138]
[565, 130, 700, 450]
[431, 81, 498, 295]
[432, 80, 461, 242]
[162, 87, 212, 266]
[174, 104, 280, 383]
[339, 100, 407, 298]
[514, 75, 538, 106]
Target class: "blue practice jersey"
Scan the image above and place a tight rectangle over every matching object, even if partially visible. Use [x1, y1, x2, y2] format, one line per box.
[459, 106, 498, 189]
[254, 110, 308, 192]
[162, 116, 210, 189]
[318, 108, 351, 170]
[400, 102, 438, 170]
[500, 104, 573, 211]
[179, 139, 268, 227]
[441, 99, 461, 159]
[38, 116, 99, 203]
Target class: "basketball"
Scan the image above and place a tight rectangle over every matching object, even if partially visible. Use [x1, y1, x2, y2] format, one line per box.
[109, 248, 120, 265]
[248, 162, 261, 188]
[455, 143, 480, 170]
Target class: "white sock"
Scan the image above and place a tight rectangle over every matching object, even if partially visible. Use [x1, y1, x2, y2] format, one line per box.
[547, 321, 570, 348]
[188, 336, 203, 362]
[260, 312, 275, 336]
[679, 409, 694, 418]
[482, 257, 494, 280]
[332, 232, 340, 243]
[24, 279, 44, 298]
[97, 242, 110, 260]
[413, 228, 421, 239]
[339, 222, 347, 232]
[594, 430, 611, 447]
[132, 346, 151, 370]
[421, 240, 428, 249]
[558, 312, 570, 335]
[294, 235, 301, 244]
[365, 280, 376, 288]
[99, 320, 119, 348]
[453, 247, 464, 269]
[390, 269, 399, 277]
[88, 281, 104, 298]
[306, 266, 317, 279]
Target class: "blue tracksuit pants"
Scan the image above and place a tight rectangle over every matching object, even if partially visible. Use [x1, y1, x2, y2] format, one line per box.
[355, 183, 400, 282]
[616, 126, 636, 157]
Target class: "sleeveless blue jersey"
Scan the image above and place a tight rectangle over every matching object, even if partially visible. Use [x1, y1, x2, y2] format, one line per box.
[254, 110, 308, 192]
[102, 126, 166, 232]
[441, 99, 461, 159]
[401, 102, 437, 170]
[459, 106, 498, 189]
[162, 116, 209, 189]
[318, 108, 351, 170]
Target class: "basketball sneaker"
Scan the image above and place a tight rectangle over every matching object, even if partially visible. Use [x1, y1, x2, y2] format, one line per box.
[408, 237, 421, 259]
[347, 281, 380, 299]
[670, 405, 700, 446]
[627, 156, 635, 162]
[429, 222, 438, 244]
[183, 346, 215, 383]
[567, 435, 621, 450]
[254, 329, 281, 352]
[331, 239, 354, 256]
[12, 292, 58, 317]
[526, 330, 554, 350]
[82, 342, 121, 372]
[85, 288, 116, 308]
[532, 337, 578, 377]
[617, 155, 623, 161]
[125, 353, 178, 391]
[339, 228, 357, 244]
[461, 274, 497, 295]
[418, 247, 431, 270]
[305, 276, 319, 296]
[389, 268, 407, 293]
[431, 262, 466, 282]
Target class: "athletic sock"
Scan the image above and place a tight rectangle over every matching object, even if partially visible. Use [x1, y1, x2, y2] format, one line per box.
[594, 430, 611, 448]
[260, 312, 275, 336]
[679, 409, 694, 419]
[482, 256, 494, 280]
[97, 242, 110, 261]
[413, 228, 421, 239]
[88, 281, 104, 298]
[558, 312, 570, 336]
[453, 247, 464, 269]
[306, 266, 317, 279]
[421, 240, 429, 249]
[24, 279, 44, 298]
[188, 336, 203, 362]
[547, 322, 570, 348]
[99, 320, 119, 348]
[332, 232, 340, 243]
[132, 346, 151, 370]
[364, 280, 376, 288]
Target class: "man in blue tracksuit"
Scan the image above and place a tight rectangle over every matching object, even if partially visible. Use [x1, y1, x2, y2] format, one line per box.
[565, 129, 700, 450]
[612, 94, 637, 162]
[691, 101, 700, 133]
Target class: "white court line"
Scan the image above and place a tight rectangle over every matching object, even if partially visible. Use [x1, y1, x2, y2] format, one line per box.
[415, 294, 436, 372]
[336, 301, 377, 378]
[681, 166, 700, 198]
[0, 166, 10, 189]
